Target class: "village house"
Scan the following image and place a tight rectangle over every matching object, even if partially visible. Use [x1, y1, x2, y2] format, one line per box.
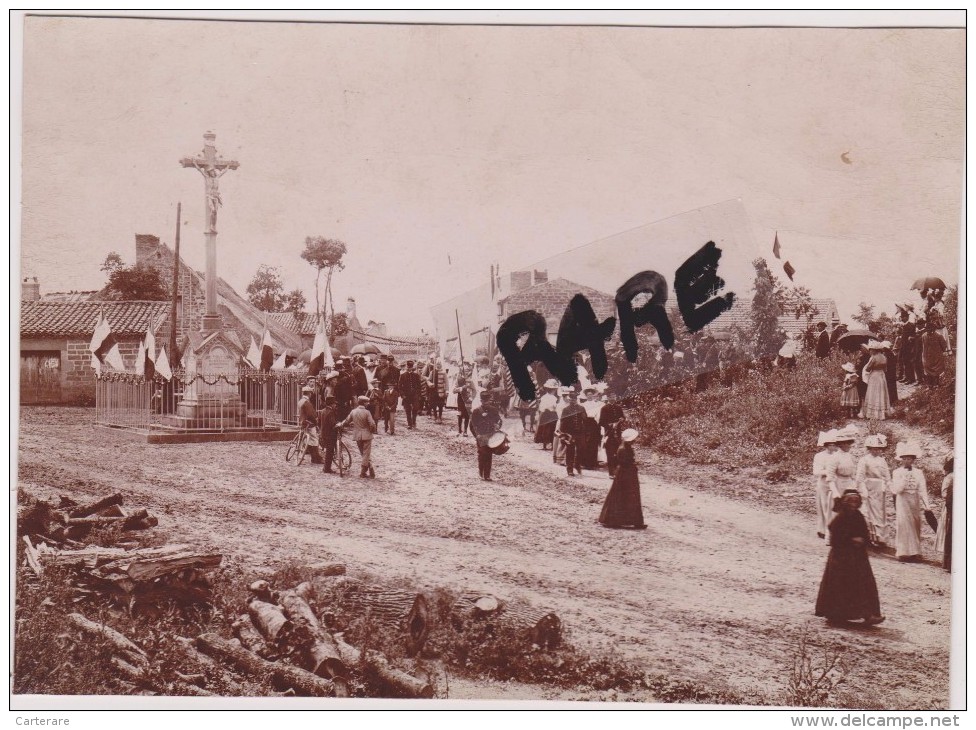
[497, 273, 617, 346]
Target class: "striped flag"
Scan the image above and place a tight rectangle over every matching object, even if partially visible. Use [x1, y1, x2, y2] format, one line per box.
[245, 336, 261, 369]
[135, 341, 147, 376]
[88, 313, 116, 374]
[270, 351, 288, 371]
[772, 231, 781, 259]
[783, 261, 796, 281]
[260, 327, 275, 372]
[308, 317, 332, 376]
[143, 315, 156, 380]
[104, 343, 126, 372]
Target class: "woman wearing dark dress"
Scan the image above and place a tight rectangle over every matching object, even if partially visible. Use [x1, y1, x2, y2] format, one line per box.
[882, 342, 899, 406]
[854, 346, 871, 406]
[815, 490, 885, 626]
[598, 429, 646, 529]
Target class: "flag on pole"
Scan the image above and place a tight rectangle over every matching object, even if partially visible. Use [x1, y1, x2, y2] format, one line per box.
[245, 336, 261, 370]
[143, 315, 156, 380]
[772, 231, 781, 259]
[308, 318, 333, 375]
[270, 351, 288, 371]
[156, 345, 173, 381]
[783, 261, 796, 281]
[135, 341, 147, 376]
[260, 327, 275, 372]
[89, 312, 116, 374]
[104, 343, 126, 372]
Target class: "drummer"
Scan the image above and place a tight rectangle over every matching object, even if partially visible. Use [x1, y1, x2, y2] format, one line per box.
[470, 391, 504, 482]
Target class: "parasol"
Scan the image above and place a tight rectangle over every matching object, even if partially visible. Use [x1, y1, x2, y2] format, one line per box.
[835, 330, 879, 352]
[350, 342, 383, 356]
[911, 277, 946, 291]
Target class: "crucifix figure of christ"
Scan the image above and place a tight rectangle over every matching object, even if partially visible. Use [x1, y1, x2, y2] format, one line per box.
[180, 131, 240, 331]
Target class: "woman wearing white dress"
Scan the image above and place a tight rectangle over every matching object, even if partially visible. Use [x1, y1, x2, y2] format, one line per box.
[824, 428, 858, 545]
[813, 430, 839, 539]
[856, 434, 892, 545]
[890, 442, 933, 562]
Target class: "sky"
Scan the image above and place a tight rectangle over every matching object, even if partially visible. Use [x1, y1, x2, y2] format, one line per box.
[17, 13, 965, 335]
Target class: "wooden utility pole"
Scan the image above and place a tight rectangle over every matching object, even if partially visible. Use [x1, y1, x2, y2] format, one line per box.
[169, 202, 181, 366]
[455, 309, 465, 364]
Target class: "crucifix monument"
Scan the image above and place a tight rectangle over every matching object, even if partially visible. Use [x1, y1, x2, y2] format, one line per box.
[168, 131, 255, 428]
[180, 131, 239, 333]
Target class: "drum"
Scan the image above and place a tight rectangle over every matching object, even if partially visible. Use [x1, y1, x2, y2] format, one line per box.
[487, 430, 510, 455]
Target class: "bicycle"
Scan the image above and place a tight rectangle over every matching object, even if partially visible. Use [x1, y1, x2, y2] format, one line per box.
[285, 423, 314, 465]
[334, 425, 354, 476]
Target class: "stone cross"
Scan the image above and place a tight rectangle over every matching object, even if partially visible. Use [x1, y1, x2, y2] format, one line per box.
[180, 131, 239, 332]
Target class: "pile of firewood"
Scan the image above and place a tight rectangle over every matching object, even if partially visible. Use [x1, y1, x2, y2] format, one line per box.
[19, 492, 158, 547]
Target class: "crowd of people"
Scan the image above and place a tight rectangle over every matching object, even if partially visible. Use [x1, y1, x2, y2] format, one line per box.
[811, 427, 952, 626]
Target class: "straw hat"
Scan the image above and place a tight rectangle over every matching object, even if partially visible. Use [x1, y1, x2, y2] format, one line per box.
[621, 428, 639, 443]
[841, 362, 856, 374]
[817, 430, 831, 447]
[544, 379, 560, 390]
[833, 428, 857, 443]
[896, 442, 921, 458]
[864, 434, 887, 449]
[867, 340, 884, 350]
[881, 341, 893, 349]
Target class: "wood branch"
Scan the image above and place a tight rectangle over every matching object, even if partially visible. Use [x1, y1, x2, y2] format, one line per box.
[123, 516, 159, 531]
[175, 671, 206, 687]
[178, 684, 214, 697]
[499, 605, 562, 649]
[232, 614, 269, 656]
[69, 493, 123, 518]
[341, 587, 431, 653]
[248, 600, 293, 646]
[332, 635, 432, 699]
[65, 509, 152, 529]
[42, 544, 193, 569]
[90, 549, 222, 589]
[309, 562, 346, 578]
[174, 637, 246, 695]
[195, 633, 335, 697]
[98, 504, 127, 518]
[111, 656, 144, 682]
[68, 613, 147, 666]
[279, 590, 348, 685]
[22, 536, 42, 576]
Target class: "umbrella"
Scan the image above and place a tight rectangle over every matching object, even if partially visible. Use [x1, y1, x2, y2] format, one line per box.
[911, 277, 946, 291]
[350, 342, 383, 356]
[835, 330, 879, 352]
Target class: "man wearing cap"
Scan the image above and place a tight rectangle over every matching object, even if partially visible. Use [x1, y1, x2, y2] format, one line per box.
[398, 360, 423, 430]
[559, 390, 586, 477]
[298, 385, 323, 464]
[338, 396, 377, 478]
[317, 395, 340, 474]
[470, 392, 503, 481]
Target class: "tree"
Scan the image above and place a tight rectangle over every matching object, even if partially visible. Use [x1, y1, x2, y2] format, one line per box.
[327, 312, 349, 339]
[246, 265, 285, 312]
[284, 288, 307, 314]
[851, 302, 876, 328]
[100, 252, 168, 301]
[301, 237, 347, 321]
[750, 258, 785, 360]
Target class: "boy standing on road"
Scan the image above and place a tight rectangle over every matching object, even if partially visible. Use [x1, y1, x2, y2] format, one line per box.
[470, 392, 503, 481]
[339, 396, 377, 478]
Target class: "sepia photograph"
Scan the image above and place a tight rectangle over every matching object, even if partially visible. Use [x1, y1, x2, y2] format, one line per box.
[11, 11, 964, 712]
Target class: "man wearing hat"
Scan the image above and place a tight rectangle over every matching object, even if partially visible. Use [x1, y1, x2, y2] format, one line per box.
[351, 355, 369, 399]
[333, 358, 356, 420]
[469, 391, 503, 481]
[297, 385, 323, 464]
[338, 395, 377, 478]
[558, 389, 586, 477]
[398, 360, 423, 430]
[317, 395, 340, 474]
[814, 322, 831, 359]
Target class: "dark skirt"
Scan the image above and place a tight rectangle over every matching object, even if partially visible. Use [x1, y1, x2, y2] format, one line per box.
[535, 419, 557, 445]
[599, 465, 645, 528]
[815, 513, 881, 621]
[581, 417, 601, 469]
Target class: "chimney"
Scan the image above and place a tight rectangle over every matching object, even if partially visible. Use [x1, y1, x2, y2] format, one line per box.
[22, 276, 40, 301]
[135, 234, 161, 264]
[533, 269, 548, 285]
[510, 270, 532, 294]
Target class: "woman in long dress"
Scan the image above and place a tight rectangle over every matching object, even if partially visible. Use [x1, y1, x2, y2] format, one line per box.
[534, 380, 559, 450]
[935, 456, 953, 571]
[599, 429, 646, 529]
[855, 435, 892, 545]
[813, 430, 839, 539]
[890, 442, 933, 561]
[815, 490, 885, 626]
[859, 342, 891, 420]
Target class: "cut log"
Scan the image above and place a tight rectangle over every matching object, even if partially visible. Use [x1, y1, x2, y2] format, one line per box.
[232, 614, 269, 656]
[248, 600, 293, 646]
[332, 636, 432, 699]
[248, 580, 276, 603]
[309, 562, 346, 578]
[279, 590, 348, 684]
[98, 504, 126, 518]
[174, 637, 245, 695]
[22, 536, 42, 576]
[122, 516, 159, 531]
[42, 544, 192, 569]
[195, 633, 335, 697]
[91, 550, 222, 587]
[451, 592, 502, 620]
[111, 657, 145, 682]
[499, 605, 562, 649]
[178, 684, 213, 697]
[341, 587, 431, 654]
[68, 613, 147, 666]
[69, 493, 123, 518]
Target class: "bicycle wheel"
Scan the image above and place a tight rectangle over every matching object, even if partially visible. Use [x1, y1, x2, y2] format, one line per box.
[285, 434, 300, 462]
[297, 431, 310, 466]
[338, 442, 353, 476]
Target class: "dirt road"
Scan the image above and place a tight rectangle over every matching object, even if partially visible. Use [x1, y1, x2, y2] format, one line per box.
[16, 407, 951, 707]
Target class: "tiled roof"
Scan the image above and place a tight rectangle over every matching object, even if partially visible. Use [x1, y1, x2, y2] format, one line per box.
[21, 301, 171, 338]
[708, 297, 840, 337]
[267, 311, 319, 335]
